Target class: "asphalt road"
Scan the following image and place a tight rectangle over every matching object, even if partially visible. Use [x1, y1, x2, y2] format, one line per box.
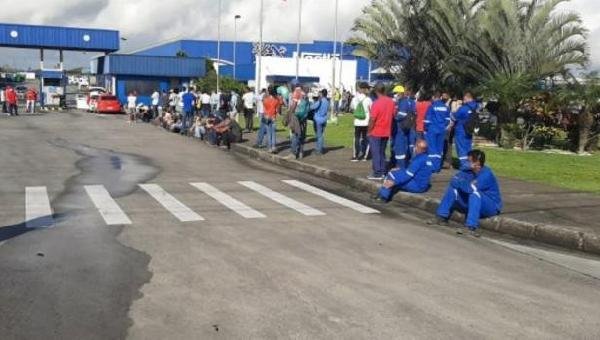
[0, 111, 599, 340]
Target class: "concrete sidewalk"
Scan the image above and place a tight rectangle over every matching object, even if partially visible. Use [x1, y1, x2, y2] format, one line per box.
[234, 129, 600, 255]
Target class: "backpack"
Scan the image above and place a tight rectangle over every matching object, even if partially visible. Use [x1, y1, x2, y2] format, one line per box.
[353, 99, 366, 120]
[464, 104, 481, 136]
[295, 99, 310, 121]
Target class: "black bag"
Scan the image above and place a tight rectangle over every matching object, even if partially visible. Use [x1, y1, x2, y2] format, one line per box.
[464, 106, 481, 136]
[399, 113, 416, 131]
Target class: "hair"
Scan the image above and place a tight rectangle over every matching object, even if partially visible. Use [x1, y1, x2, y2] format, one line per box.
[374, 83, 386, 95]
[321, 89, 328, 97]
[464, 91, 474, 99]
[468, 149, 486, 167]
[268, 86, 278, 97]
[358, 82, 370, 90]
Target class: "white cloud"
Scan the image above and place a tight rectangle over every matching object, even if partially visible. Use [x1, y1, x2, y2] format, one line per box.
[0, 0, 597, 70]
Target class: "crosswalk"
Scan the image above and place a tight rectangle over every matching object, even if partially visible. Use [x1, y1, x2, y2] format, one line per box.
[21, 180, 379, 227]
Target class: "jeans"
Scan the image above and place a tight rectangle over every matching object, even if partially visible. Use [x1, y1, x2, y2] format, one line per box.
[291, 120, 307, 157]
[315, 121, 327, 154]
[354, 126, 369, 158]
[8, 103, 18, 116]
[256, 116, 267, 147]
[265, 118, 277, 150]
[369, 136, 389, 177]
[244, 108, 254, 131]
[181, 111, 193, 133]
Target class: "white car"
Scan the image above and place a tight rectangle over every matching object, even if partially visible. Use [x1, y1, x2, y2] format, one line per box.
[76, 94, 90, 110]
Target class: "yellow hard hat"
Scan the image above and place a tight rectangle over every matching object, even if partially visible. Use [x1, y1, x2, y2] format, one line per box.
[393, 85, 406, 94]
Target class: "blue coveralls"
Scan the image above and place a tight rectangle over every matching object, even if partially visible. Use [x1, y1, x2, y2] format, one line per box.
[424, 100, 451, 172]
[436, 166, 503, 229]
[452, 101, 479, 170]
[378, 153, 433, 202]
[391, 97, 417, 168]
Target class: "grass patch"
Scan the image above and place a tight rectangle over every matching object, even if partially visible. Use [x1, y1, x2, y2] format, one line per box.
[240, 114, 600, 193]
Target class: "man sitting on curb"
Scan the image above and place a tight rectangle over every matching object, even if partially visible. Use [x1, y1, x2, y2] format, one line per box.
[373, 139, 433, 202]
[429, 149, 503, 237]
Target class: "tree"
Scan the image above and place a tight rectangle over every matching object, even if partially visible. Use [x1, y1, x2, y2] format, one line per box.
[195, 59, 246, 94]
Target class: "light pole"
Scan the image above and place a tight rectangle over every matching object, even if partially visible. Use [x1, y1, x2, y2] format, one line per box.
[330, 0, 339, 119]
[295, 0, 303, 81]
[217, 0, 222, 93]
[256, 0, 264, 95]
[234, 15, 241, 81]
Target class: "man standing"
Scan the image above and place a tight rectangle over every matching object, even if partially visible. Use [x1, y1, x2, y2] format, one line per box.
[210, 91, 220, 114]
[151, 89, 160, 119]
[374, 139, 433, 202]
[367, 83, 395, 180]
[200, 92, 211, 117]
[424, 91, 451, 172]
[254, 89, 268, 148]
[230, 90, 239, 122]
[0, 87, 6, 114]
[430, 149, 503, 237]
[242, 88, 256, 132]
[181, 90, 196, 135]
[6, 86, 18, 116]
[25, 88, 37, 114]
[392, 89, 417, 169]
[310, 89, 330, 155]
[451, 91, 479, 170]
[351, 82, 372, 162]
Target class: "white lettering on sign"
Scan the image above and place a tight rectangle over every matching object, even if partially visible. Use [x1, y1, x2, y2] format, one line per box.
[292, 52, 341, 60]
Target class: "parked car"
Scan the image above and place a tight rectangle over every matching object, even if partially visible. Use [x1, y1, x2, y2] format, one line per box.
[76, 94, 90, 110]
[96, 95, 123, 114]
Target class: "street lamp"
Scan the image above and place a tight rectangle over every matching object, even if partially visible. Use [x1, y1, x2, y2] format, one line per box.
[234, 14, 241, 81]
[330, 0, 339, 119]
[257, 0, 264, 95]
[295, 0, 303, 81]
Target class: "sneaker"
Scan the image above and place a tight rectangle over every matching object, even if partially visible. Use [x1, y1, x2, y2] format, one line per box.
[298, 152, 304, 160]
[370, 194, 387, 204]
[351, 157, 359, 162]
[455, 227, 465, 235]
[468, 229, 482, 238]
[367, 175, 384, 181]
[427, 217, 449, 227]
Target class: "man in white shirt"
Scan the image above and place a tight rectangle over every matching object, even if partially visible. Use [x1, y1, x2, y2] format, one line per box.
[127, 92, 137, 124]
[210, 91, 220, 114]
[0, 88, 6, 114]
[242, 89, 256, 132]
[151, 90, 160, 119]
[350, 82, 373, 162]
[200, 92, 211, 117]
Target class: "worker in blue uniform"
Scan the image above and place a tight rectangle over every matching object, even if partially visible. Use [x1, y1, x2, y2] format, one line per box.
[424, 91, 451, 172]
[391, 89, 417, 169]
[375, 139, 433, 202]
[449, 91, 479, 170]
[429, 149, 503, 237]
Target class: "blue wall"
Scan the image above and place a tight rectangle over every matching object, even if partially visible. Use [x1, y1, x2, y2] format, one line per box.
[105, 54, 205, 78]
[135, 40, 371, 82]
[0, 23, 119, 52]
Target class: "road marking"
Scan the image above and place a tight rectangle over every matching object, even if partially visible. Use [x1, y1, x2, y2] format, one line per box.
[238, 181, 325, 217]
[139, 184, 204, 222]
[282, 180, 380, 214]
[25, 186, 54, 228]
[190, 183, 266, 219]
[84, 185, 132, 225]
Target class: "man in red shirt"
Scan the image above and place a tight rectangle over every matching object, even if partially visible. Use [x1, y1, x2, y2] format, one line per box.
[415, 93, 432, 139]
[368, 83, 395, 180]
[5, 86, 18, 116]
[26, 88, 38, 114]
[262, 87, 282, 153]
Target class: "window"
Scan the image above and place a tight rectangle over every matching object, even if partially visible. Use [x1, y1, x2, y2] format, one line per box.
[123, 80, 160, 97]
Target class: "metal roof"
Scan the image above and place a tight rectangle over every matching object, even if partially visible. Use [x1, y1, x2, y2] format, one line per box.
[101, 54, 205, 78]
[0, 23, 119, 52]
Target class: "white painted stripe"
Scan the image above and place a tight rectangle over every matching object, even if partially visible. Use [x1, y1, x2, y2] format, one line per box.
[139, 184, 204, 222]
[282, 180, 380, 214]
[239, 181, 325, 216]
[406, 170, 415, 177]
[84, 185, 132, 225]
[25, 186, 54, 228]
[191, 183, 266, 219]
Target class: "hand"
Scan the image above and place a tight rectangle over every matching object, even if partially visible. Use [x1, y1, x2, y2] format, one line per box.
[383, 180, 395, 188]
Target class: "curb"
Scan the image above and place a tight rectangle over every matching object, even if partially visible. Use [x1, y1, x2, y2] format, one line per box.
[232, 143, 600, 256]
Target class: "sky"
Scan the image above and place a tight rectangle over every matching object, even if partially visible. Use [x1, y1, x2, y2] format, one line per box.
[0, 0, 598, 71]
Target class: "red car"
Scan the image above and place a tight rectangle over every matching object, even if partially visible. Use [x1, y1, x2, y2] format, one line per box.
[96, 95, 123, 114]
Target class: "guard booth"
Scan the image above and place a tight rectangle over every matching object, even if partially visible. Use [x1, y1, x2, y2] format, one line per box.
[0, 23, 119, 109]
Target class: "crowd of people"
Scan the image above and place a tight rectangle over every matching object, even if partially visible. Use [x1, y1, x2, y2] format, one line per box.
[121, 81, 501, 236]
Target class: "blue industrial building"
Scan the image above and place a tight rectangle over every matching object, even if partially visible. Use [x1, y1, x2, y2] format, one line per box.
[135, 39, 371, 83]
[93, 54, 206, 105]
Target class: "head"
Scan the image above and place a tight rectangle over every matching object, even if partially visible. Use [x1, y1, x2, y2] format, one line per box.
[467, 149, 486, 172]
[441, 92, 450, 101]
[374, 83, 387, 98]
[463, 91, 474, 103]
[357, 82, 370, 95]
[268, 86, 278, 97]
[432, 91, 442, 101]
[320, 89, 328, 98]
[414, 139, 428, 155]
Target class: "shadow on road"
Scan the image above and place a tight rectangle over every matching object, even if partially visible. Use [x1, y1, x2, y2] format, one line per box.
[0, 213, 68, 243]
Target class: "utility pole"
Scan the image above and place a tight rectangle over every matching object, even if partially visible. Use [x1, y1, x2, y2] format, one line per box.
[330, 0, 339, 119]
[256, 0, 264, 95]
[295, 0, 303, 81]
[234, 15, 241, 81]
[217, 0, 222, 93]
